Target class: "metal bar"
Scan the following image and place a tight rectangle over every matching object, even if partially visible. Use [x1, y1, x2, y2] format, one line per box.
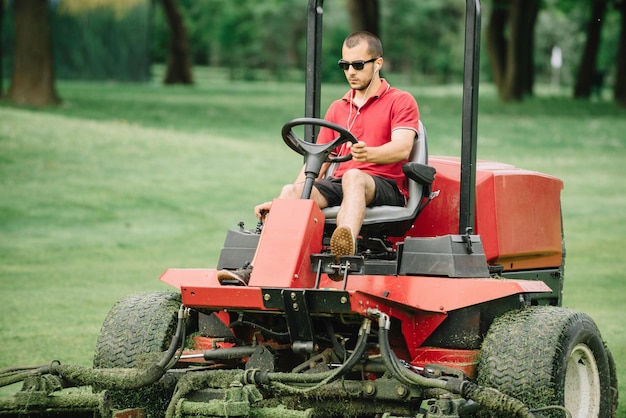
[459, 0, 481, 234]
[304, 0, 324, 143]
[282, 289, 315, 348]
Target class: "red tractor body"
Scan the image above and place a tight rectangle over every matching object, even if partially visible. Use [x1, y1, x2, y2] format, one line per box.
[159, 156, 561, 384]
[413, 158, 564, 272]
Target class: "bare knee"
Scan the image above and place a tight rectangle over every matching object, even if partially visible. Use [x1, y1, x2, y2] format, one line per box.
[341, 169, 369, 189]
[279, 183, 302, 199]
[341, 169, 375, 203]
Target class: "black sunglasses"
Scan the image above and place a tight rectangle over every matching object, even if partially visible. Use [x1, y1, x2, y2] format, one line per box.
[337, 57, 379, 71]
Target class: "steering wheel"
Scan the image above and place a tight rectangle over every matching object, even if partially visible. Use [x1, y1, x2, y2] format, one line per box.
[282, 117, 358, 164]
[281, 117, 358, 199]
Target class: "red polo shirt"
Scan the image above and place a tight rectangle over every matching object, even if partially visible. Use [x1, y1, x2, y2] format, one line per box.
[317, 79, 420, 199]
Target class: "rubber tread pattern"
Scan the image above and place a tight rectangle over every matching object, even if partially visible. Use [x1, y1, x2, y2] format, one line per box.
[93, 292, 181, 368]
[476, 306, 610, 418]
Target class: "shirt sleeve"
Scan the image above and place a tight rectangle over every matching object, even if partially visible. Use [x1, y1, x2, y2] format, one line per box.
[391, 91, 420, 134]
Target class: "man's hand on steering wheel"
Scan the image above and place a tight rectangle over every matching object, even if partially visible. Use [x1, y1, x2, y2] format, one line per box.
[346, 141, 370, 162]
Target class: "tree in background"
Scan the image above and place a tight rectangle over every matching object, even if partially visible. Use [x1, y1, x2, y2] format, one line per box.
[614, 0, 626, 106]
[383, 0, 465, 84]
[161, 0, 193, 84]
[574, 0, 608, 98]
[0, 0, 4, 97]
[347, 0, 380, 36]
[486, 0, 541, 102]
[7, 0, 60, 106]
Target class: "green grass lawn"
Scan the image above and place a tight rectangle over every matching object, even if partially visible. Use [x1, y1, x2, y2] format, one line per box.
[1, 72, 625, 414]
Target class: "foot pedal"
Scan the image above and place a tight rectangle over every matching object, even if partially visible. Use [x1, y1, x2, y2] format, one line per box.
[311, 254, 364, 287]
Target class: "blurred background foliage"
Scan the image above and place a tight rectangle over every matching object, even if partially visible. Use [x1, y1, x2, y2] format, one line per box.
[0, 0, 621, 88]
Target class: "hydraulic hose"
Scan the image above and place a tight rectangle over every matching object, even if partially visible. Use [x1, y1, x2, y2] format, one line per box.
[50, 305, 188, 391]
[459, 381, 536, 418]
[160, 305, 189, 369]
[244, 317, 371, 391]
[367, 308, 537, 418]
[324, 319, 346, 360]
[371, 309, 448, 391]
[0, 364, 55, 388]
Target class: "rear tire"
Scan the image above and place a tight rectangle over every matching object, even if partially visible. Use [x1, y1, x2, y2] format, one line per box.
[477, 306, 612, 418]
[606, 345, 619, 417]
[93, 291, 182, 417]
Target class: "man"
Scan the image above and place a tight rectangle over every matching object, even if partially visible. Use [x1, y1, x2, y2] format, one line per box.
[218, 31, 420, 285]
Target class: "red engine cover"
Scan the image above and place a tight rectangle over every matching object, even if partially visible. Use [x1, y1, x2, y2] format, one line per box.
[409, 157, 564, 271]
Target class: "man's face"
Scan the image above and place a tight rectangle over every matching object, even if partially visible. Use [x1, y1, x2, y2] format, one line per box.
[341, 41, 378, 91]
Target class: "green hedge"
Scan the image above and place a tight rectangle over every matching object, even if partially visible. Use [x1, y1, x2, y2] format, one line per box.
[2, 1, 151, 82]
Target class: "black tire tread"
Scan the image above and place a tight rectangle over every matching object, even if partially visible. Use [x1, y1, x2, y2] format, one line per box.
[93, 291, 181, 368]
[477, 306, 607, 416]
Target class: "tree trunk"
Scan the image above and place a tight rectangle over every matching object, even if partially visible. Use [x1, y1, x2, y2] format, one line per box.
[161, 0, 193, 85]
[8, 0, 60, 107]
[574, 0, 608, 99]
[486, 0, 540, 102]
[347, 0, 380, 37]
[486, 0, 509, 92]
[1, 0, 4, 97]
[614, 0, 626, 107]
[516, 0, 540, 96]
[503, 1, 523, 101]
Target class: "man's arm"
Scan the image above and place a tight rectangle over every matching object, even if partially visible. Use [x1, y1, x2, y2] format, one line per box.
[348, 128, 416, 164]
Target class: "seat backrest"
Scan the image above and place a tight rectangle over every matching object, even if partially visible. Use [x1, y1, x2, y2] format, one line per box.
[323, 121, 428, 238]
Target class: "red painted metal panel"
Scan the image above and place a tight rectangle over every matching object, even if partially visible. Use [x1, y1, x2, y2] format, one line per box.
[249, 199, 324, 288]
[409, 157, 563, 270]
[160, 268, 268, 309]
[113, 409, 146, 418]
[408, 157, 462, 238]
[160, 268, 219, 288]
[162, 269, 550, 314]
[323, 274, 550, 314]
[486, 169, 563, 270]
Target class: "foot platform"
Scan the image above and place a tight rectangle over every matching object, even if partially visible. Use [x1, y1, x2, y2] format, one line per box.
[310, 254, 364, 289]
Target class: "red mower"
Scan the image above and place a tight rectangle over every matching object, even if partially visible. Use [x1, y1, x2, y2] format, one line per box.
[0, 1, 618, 417]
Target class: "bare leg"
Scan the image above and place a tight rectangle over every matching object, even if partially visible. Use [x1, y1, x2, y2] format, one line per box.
[336, 169, 376, 236]
[278, 182, 329, 209]
[329, 169, 376, 261]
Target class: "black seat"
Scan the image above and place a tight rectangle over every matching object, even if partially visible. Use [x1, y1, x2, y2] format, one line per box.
[322, 121, 434, 238]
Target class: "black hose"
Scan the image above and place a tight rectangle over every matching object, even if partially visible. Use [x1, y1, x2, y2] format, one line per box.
[0, 364, 53, 387]
[50, 305, 188, 391]
[246, 317, 371, 389]
[160, 306, 188, 369]
[368, 309, 537, 418]
[374, 311, 447, 391]
[461, 381, 536, 418]
[324, 320, 346, 361]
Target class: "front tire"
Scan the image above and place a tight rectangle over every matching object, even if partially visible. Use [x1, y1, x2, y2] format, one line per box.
[93, 291, 182, 417]
[477, 306, 612, 418]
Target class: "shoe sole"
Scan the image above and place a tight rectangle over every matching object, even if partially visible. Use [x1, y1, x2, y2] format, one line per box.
[330, 226, 355, 259]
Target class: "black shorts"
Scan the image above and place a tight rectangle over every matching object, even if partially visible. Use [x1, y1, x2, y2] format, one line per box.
[314, 176, 405, 208]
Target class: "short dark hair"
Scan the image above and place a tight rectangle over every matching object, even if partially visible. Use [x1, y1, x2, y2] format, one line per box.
[344, 31, 383, 57]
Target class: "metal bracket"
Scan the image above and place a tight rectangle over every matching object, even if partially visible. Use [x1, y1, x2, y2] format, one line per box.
[281, 289, 316, 351]
[423, 363, 467, 381]
[462, 227, 474, 254]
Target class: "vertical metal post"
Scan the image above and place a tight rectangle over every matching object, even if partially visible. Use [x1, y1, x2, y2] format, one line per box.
[304, 0, 324, 143]
[459, 0, 481, 235]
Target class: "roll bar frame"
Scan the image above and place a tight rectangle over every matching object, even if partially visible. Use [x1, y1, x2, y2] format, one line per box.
[303, 0, 481, 235]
